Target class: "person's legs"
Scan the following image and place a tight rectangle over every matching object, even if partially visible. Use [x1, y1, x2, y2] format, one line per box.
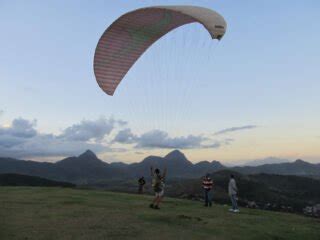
[230, 194, 235, 210]
[232, 194, 238, 210]
[204, 190, 209, 206]
[153, 196, 159, 204]
[150, 193, 159, 208]
[208, 190, 212, 207]
[230, 194, 238, 210]
[155, 196, 162, 206]
[154, 191, 164, 209]
[155, 191, 163, 205]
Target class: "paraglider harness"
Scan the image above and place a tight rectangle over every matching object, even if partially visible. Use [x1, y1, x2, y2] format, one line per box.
[152, 174, 164, 193]
[150, 167, 166, 195]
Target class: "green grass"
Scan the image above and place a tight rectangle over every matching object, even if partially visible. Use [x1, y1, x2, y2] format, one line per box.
[0, 187, 319, 240]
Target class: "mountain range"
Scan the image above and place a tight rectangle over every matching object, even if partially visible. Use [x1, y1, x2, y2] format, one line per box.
[242, 157, 290, 166]
[0, 150, 319, 183]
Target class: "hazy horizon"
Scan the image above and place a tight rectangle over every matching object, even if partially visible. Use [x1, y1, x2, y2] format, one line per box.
[2, 148, 318, 166]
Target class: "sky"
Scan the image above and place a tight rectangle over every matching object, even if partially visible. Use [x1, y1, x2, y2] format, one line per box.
[0, 0, 319, 164]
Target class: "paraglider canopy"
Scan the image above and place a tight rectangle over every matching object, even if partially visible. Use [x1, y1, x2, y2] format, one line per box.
[94, 5, 227, 96]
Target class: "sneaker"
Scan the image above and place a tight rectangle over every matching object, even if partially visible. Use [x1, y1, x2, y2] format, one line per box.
[229, 208, 234, 212]
[149, 204, 154, 209]
[233, 209, 240, 213]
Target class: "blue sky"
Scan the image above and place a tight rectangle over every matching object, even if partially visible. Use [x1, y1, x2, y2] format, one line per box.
[0, 0, 319, 163]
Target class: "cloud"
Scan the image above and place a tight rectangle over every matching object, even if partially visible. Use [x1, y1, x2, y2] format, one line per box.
[59, 117, 120, 142]
[117, 119, 128, 126]
[0, 110, 3, 117]
[112, 129, 230, 150]
[0, 118, 37, 138]
[135, 151, 145, 155]
[224, 138, 235, 145]
[1, 134, 106, 158]
[0, 134, 27, 148]
[136, 130, 204, 149]
[0, 116, 238, 159]
[0, 117, 124, 159]
[202, 142, 221, 149]
[112, 128, 137, 144]
[201, 138, 234, 149]
[213, 125, 258, 136]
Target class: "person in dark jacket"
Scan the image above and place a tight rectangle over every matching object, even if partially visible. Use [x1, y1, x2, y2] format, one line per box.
[202, 173, 213, 207]
[138, 176, 146, 194]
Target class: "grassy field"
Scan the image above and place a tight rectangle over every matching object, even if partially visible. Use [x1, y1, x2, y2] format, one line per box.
[0, 187, 319, 240]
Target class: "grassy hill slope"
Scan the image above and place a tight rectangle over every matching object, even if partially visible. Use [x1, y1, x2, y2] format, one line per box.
[0, 173, 75, 187]
[0, 187, 319, 240]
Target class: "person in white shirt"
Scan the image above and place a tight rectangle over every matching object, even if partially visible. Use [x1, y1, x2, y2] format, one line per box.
[228, 174, 239, 213]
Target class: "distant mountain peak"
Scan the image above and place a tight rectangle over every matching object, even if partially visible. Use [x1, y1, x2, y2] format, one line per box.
[211, 160, 221, 164]
[243, 157, 289, 166]
[79, 150, 97, 159]
[165, 150, 186, 160]
[294, 159, 308, 164]
[55, 149, 108, 171]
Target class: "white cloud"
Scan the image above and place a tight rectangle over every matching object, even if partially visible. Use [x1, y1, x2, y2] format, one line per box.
[112, 129, 230, 150]
[0, 116, 241, 159]
[136, 130, 204, 149]
[59, 117, 120, 142]
[0, 117, 124, 159]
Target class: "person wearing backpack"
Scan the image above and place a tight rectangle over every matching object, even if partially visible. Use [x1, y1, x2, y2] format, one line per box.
[138, 176, 146, 194]
[149, 166, 167, 210]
